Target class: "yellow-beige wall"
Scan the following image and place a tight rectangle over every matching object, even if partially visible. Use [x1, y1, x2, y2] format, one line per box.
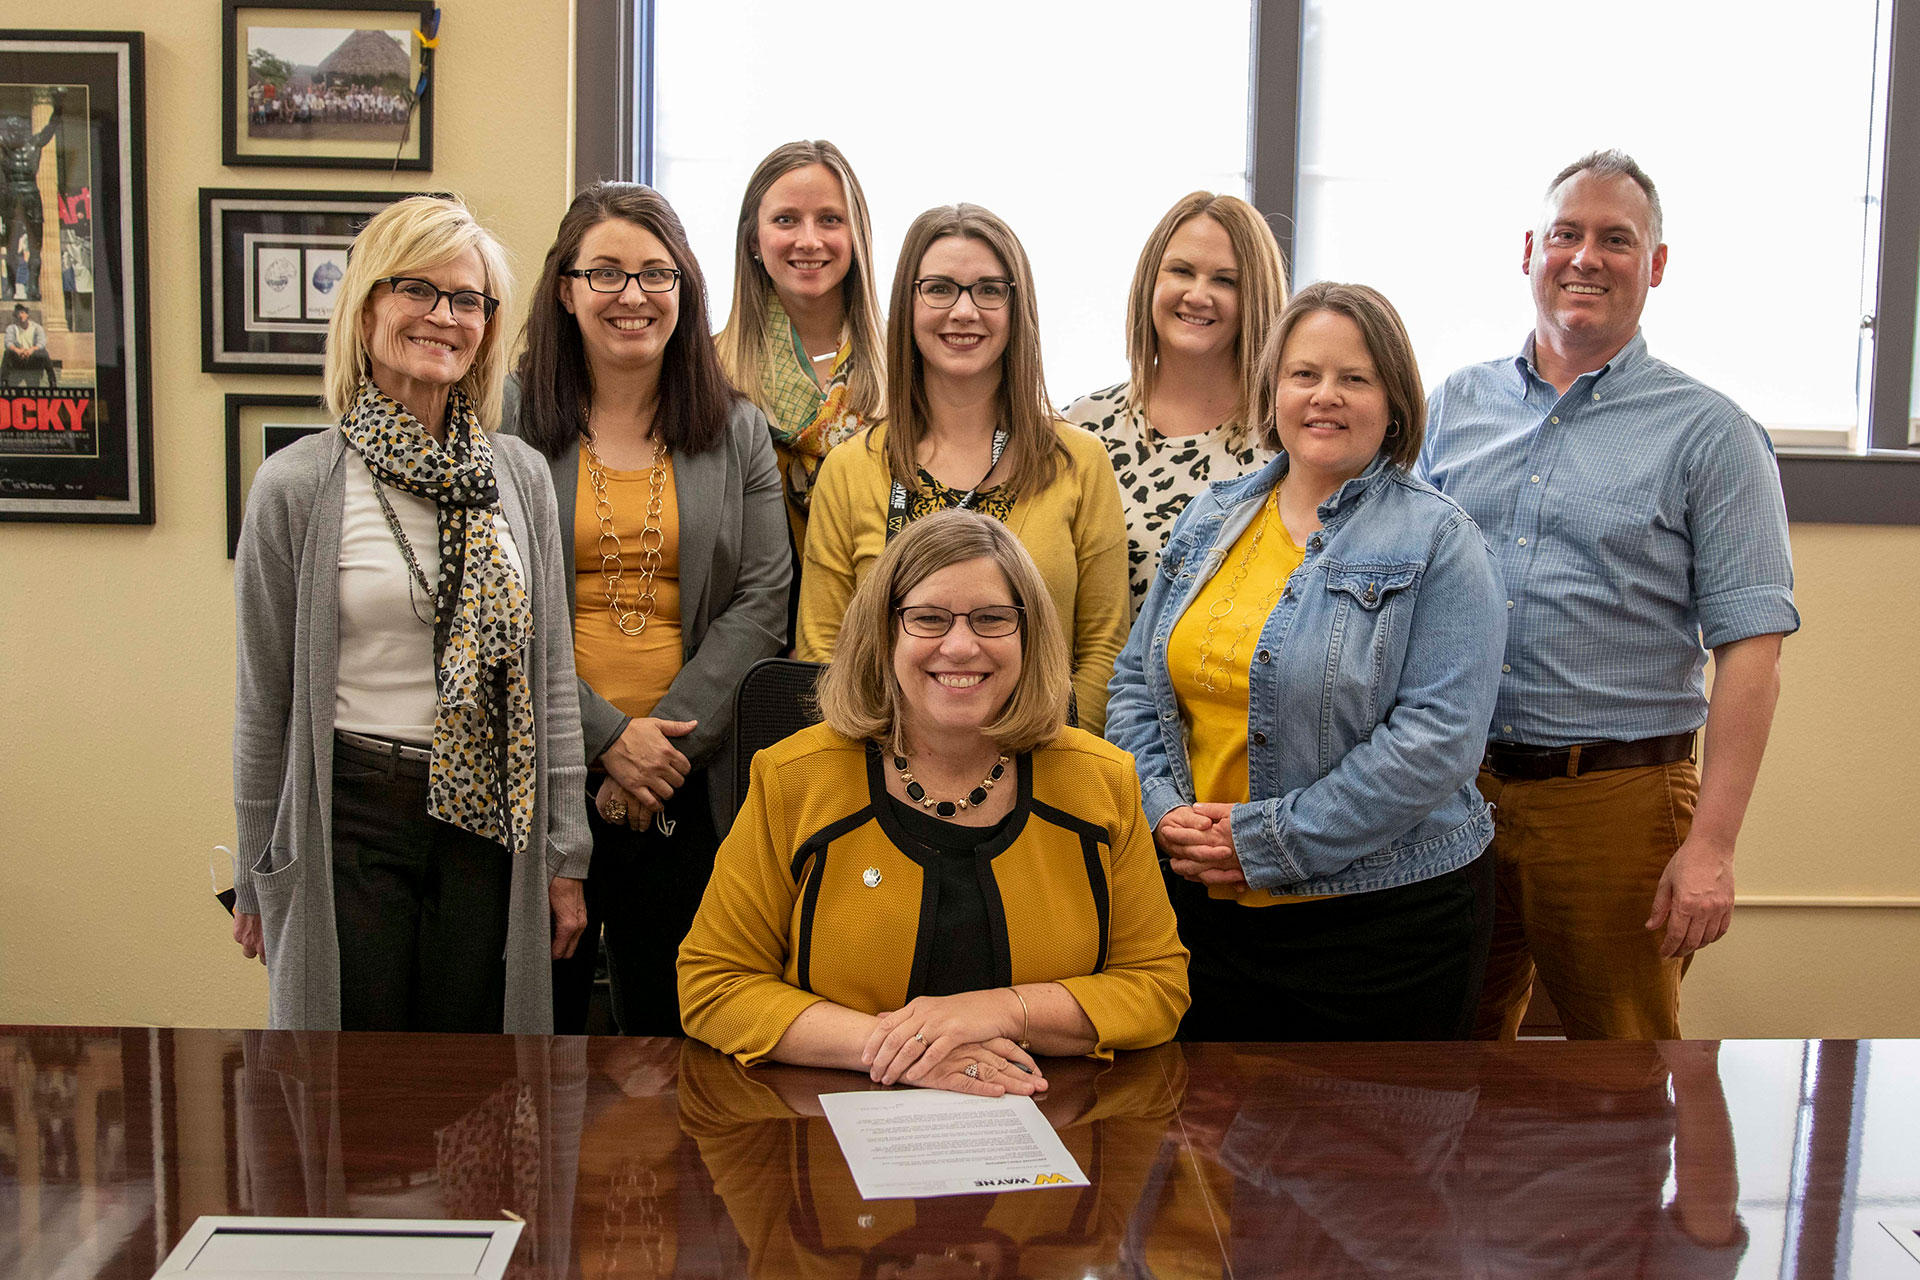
[1, 5, 1915, 1037]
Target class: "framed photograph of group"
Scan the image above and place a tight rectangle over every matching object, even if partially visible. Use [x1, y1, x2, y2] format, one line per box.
[222, 0, 435, 171]
[200, 187, 407, 375]
[0, 30, 153, 524]
[224, 392, 331, 556]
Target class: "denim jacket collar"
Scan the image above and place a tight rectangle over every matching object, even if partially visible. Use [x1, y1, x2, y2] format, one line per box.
[1212, 450, 1396, 528]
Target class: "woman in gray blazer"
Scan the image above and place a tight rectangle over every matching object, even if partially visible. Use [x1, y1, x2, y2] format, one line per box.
[506, 181, 789, 1036]
[232, 196, 590, 1034]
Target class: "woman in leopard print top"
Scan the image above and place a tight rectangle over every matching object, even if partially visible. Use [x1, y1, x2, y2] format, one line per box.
[1063, 193, 1288, 614]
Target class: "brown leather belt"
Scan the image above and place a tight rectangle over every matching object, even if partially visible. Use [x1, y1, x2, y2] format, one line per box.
[1483, 730, 1695, 780]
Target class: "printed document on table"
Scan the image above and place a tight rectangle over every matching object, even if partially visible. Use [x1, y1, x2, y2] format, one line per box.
[819, 1089, 1090, 1200]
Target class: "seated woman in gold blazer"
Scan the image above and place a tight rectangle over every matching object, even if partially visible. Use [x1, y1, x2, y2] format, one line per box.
[678, 510, 1187, 1095]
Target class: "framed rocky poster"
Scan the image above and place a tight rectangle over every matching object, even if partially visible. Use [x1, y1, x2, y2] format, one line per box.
[0, 31, 153, 523]
[200, 187, 406, 374]
[224, 391, 330, 556]
[223, 0, 435, 170]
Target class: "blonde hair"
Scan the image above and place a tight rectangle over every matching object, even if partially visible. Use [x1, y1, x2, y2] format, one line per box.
[1250, 281, 1427, 471]
[1124, 192, 1288, 452]
[881, 204, 1068, 500]
[323, 195, 515, 429]
[816, 510, 1071, 758]
[715, 141, 885, 425]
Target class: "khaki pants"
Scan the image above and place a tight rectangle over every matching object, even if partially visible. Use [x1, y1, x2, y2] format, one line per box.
[1471, 760, 1699, 1040]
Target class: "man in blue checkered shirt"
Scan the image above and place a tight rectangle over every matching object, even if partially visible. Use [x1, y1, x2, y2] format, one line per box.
[1420, 150, 1799, 1040]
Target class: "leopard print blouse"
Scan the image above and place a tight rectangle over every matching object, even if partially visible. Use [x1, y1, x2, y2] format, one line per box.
[1062, 382, 1265, 615]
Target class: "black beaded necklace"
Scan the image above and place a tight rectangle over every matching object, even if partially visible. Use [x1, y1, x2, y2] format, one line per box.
[891, 753, 1009, 819]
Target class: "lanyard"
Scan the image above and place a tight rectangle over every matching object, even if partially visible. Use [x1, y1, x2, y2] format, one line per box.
[885, 426, 1009, 542]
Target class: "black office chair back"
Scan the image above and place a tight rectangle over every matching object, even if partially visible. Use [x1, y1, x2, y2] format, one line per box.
[731, 658, 828, 815]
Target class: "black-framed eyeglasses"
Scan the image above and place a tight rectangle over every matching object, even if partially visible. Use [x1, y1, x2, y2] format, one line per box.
[563, 266, 683, 294]
[895, 604, 1025, 638]
[378, 276, 499, 324]
[913, 276, 1015, 310]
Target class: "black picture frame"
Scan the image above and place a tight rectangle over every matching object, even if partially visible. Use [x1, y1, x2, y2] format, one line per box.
[222, 0, 434, 171]
[200, 186, 407, 374]
[224, 391, 331, 556]
[0, 30, 153, 523]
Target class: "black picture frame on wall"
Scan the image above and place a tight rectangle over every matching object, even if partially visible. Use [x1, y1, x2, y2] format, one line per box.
[224, 391, 331, 556]
[222, 0, 435, 171]
[200, 187, 408, 375]
[0, 30, 153, 524]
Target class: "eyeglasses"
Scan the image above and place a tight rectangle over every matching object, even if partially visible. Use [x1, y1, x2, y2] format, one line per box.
[896, 604, 1025, 638]
[378, 276, 499, 325]
[563, 266, 683, 294]
[913, 276, 1015, 310]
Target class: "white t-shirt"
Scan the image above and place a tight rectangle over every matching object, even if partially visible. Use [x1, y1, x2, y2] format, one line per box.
[334, 451, 524, 742]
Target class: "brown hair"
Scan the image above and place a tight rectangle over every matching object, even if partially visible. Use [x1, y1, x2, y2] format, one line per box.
[512, 182, 736, 458]
[1250, 281, 1426, 470]
[815, 510, 1071, 757]
[1124, 192, 1289, 450]
[714, 140, 885, 425]
[879, 204, 1068, 500]
[1545, 148, 1664, 244]
[323, 195, 514, 429]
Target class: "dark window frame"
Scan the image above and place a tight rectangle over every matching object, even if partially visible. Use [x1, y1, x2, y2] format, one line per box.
[580, 0, 1919, 523]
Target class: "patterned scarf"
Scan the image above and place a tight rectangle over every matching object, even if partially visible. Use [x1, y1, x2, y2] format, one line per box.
[339, 380, 537, 858]
[764, 296, 865, 512]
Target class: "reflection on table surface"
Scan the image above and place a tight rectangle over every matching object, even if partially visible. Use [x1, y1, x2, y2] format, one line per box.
[1, 1028, 1916, 1278]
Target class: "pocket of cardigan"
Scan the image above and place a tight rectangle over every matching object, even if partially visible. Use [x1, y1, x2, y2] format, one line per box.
[249, 843, 299, 891]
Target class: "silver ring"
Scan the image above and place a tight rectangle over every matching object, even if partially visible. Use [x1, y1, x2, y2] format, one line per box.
[963, 1062, 979, 1079]
[911, 1032, 928, 1046]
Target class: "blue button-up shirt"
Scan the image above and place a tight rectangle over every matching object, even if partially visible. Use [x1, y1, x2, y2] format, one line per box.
[1419, 331, 1799, 747]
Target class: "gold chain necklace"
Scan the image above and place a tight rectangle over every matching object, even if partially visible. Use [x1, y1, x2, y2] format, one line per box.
[583, 432, 669, 636]
[1193, 486, 1290, 694]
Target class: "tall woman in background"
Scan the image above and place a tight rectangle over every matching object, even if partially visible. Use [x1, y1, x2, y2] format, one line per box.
[797, 204, 1129, 734]
[1105, 283, 1505, 1041]
[506, 182, 788, 1035]
[715, 140, 885, 640]
[1063, 192, 1288, 616]
[232, 195, 588, 1032]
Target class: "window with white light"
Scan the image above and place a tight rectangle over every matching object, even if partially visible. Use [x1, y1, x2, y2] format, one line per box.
[1291, 0, 1884, 448]
[652, 0, 1255, 407]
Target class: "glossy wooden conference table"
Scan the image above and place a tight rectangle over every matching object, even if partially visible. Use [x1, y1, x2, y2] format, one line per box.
[3, 1030, 1916, 1279]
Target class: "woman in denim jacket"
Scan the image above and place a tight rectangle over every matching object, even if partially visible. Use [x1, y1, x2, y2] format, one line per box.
[1105, 282, 1506, 1041]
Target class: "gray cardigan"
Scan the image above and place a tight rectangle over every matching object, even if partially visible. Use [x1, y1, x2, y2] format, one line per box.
[232, 427, 592, 1033]
[500, 381, 789, 838]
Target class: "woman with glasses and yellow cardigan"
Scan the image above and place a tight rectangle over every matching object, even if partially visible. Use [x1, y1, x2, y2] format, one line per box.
[682, 511, 1186, 1090]
[795, 204, 1130, 735]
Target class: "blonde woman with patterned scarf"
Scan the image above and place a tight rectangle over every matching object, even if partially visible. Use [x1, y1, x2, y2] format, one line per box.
[715, 140, 885, 643]
[231, 196, 590, 1033]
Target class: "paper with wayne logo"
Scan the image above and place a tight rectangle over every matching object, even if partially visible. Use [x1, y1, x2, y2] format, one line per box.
[819, 1088, 1089, 1200]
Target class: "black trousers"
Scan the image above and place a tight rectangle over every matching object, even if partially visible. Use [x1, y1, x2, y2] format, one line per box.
[552, 772, 718, 1036]
[0, 348, 56, 386]
[1175, 851, 1495, 1042]
[330, 739, 512, 1033]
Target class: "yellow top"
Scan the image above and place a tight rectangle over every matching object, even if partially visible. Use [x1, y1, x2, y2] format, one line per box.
[676, 723, 1189, 1066]
[794, 422, 1131, 736]
[572, 454, 684, 718]
[1166, 489, 1320, 906]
